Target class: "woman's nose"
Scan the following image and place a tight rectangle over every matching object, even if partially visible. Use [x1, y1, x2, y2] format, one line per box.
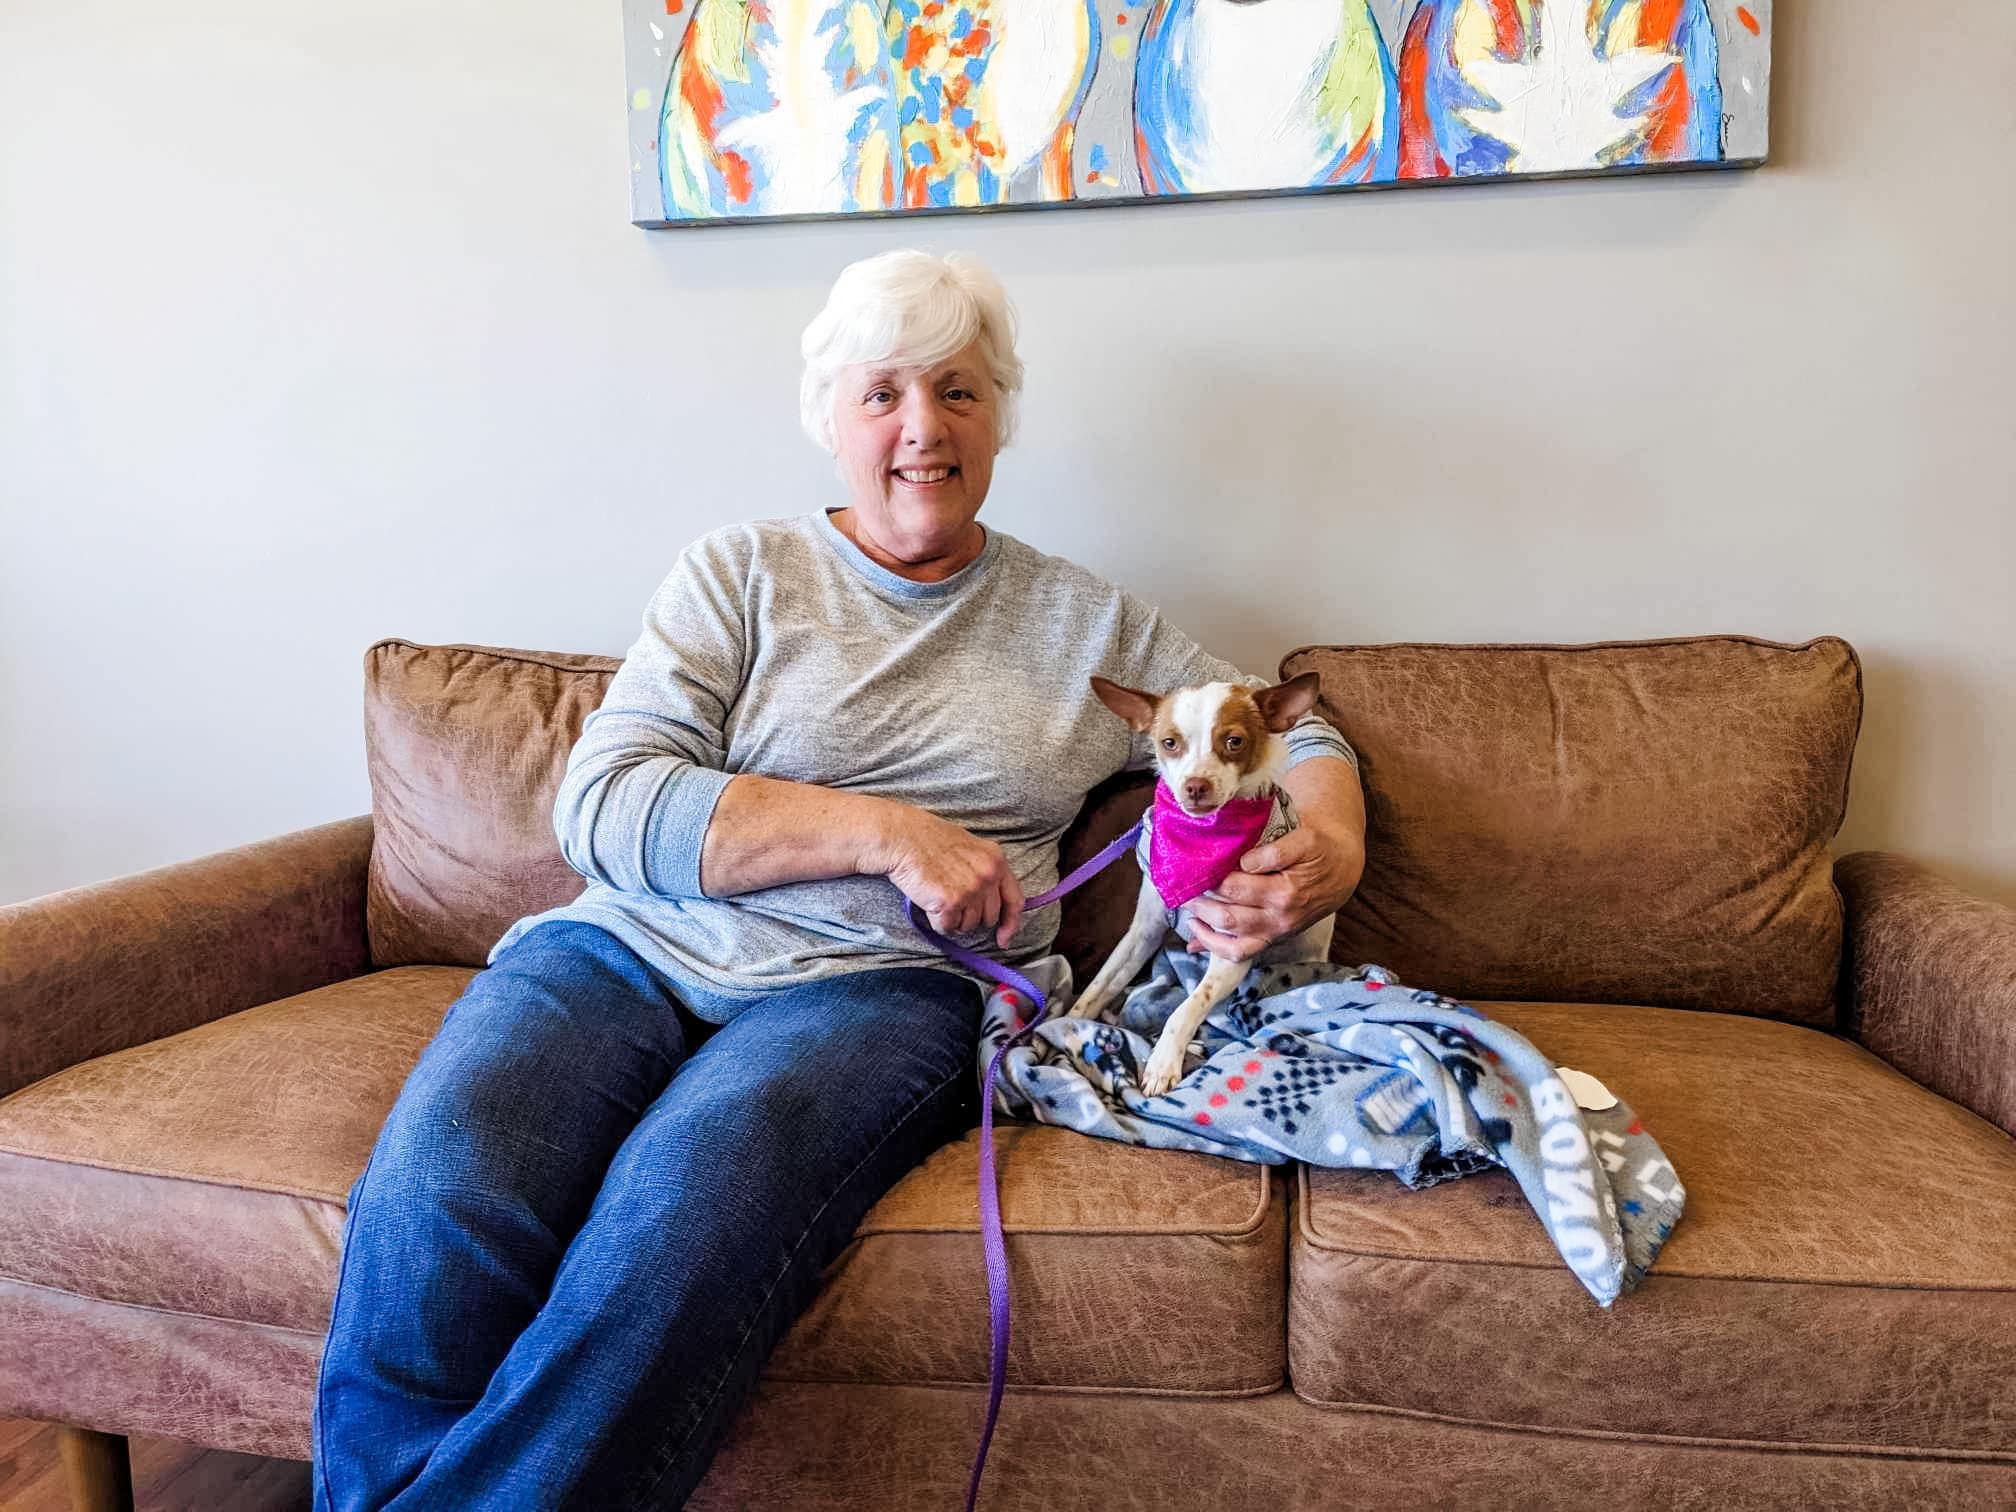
[898, 390, 946, 448]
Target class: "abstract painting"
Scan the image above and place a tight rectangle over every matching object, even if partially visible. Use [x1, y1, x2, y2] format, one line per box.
[624, 0, 1770, 227]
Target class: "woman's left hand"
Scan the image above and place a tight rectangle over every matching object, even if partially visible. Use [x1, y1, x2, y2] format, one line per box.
[1183, 758, 1367, 961]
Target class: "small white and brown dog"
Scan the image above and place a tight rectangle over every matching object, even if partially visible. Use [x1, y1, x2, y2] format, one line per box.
[1067, 672, 1336, 1096]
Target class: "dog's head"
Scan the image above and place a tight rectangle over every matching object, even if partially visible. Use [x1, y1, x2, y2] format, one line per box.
[1088, 672, 1320, 816]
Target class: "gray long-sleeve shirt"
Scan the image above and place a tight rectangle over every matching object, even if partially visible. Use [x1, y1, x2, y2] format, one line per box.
[492, 510, 1356, 1016]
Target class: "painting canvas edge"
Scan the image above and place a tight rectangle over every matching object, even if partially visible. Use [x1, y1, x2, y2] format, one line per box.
[622, 0, 1772, 231]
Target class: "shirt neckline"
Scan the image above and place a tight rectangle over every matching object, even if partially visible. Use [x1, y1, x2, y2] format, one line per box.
[814, 508, 1000, 600]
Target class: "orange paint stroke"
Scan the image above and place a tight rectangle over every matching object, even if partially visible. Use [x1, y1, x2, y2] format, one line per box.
[1643, 61, 1689, 158]
[1485, 0, 1521, 55]
[1397, 2, 1447, 179]
[1736, 5, 1760, 35]
[1330, 121, 1374, 183]
[1638, 0, 1684, 46]
[679, 53, 724, 132]
[720, 150, 753, 204]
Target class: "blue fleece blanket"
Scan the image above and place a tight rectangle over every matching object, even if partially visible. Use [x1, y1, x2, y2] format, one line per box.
[980, 950, 1685, 1306]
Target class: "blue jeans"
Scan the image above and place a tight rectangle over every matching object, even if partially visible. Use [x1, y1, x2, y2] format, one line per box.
[312, 921, 980, 1510]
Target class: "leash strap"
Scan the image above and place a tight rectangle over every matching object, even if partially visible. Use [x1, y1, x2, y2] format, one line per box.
[901, 819, 1143, 1512]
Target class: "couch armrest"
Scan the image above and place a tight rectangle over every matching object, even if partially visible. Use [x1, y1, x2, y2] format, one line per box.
[0, 817, 374, 1099]
[1837, 851, 2016, 1137]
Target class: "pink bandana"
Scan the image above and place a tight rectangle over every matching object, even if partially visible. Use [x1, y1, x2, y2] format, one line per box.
[1147, 781, 1276, 909]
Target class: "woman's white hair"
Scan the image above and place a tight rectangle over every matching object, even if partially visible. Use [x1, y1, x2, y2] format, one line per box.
[799, 250, 1024, 454]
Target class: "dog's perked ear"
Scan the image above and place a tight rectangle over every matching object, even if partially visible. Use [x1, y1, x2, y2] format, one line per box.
[1089, 676, 1159, 733]
[1253, 671, 1320, 733]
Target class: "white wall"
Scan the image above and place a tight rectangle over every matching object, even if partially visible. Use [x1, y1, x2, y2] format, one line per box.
[3, 0, 2010, 907]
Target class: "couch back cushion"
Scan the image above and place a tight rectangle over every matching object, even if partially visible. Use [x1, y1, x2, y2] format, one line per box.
[365, 641, 615, 968]
[364, 638, 1162, 987]
[366, 635, 1863, 1026]
[1278, 636, 1862, 1027]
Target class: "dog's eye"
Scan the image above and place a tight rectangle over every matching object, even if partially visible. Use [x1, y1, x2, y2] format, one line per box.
[1224, 734, 1244, 751]
[1160, 736, 1178, 751]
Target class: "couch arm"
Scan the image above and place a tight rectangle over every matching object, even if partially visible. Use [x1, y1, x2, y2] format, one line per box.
[0, 817, 374, 1100]
[1837, 851, 2016, 1138]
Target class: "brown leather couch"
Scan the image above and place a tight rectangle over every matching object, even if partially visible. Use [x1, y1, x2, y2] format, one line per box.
[4, 635, 2013, 1510]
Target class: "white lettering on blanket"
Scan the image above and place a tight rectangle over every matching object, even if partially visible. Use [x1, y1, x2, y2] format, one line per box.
[1533, 1076, 1607, 1273]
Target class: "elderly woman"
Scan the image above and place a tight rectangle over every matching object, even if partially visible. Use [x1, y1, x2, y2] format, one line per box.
[313, 250, 1366, 1509]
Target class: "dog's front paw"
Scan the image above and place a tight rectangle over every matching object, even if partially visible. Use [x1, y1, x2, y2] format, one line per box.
[1139, 1044, 1187, 1098]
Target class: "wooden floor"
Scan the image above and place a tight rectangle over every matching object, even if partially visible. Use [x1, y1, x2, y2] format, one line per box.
[0, 1418, 309, 1512]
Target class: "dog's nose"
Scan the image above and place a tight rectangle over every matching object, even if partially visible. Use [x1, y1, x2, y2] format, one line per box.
[1182, 778, 1212, 806]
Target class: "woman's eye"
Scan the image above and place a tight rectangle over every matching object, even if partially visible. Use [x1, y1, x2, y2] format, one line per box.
[945, 387, 972, 401]
[865, 388, 895, 404]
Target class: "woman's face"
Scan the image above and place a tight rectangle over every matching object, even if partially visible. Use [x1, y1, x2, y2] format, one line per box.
[831, 341, 999, 579]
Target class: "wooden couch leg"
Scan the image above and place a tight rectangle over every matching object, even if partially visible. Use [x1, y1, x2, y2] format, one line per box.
[56, 1426, 134, 1512]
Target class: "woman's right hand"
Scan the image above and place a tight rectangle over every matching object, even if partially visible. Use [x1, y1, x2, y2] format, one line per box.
[870, 806, 1025, 949]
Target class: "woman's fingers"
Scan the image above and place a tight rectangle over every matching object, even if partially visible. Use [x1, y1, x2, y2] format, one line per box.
[995, 870, 1026, 948]
[954, 844, 1016, 940]
[1190, 893, 1277, 941]
[928, 874, 993, 938]
[890, 813, 1025, 945]
[1206, 868, 1294, 912]
[1184, 915, 1269, 961]
[1234, 826, 1319, 878]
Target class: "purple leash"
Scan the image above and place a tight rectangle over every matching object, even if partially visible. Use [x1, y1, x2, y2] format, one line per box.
[902, 820, 1143, 1512]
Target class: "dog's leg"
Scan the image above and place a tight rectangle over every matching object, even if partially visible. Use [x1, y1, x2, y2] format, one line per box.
[1140, 953, 1251, 1098]
[1065, 877, 1169, 1023]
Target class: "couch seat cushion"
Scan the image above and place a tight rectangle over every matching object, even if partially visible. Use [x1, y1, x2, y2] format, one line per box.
[1290, 1001, 2016, 1454]
[0, 970, 1285, 1399]
[0, 968, 472, 1330]
[769, 1126, 1286, 1394]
